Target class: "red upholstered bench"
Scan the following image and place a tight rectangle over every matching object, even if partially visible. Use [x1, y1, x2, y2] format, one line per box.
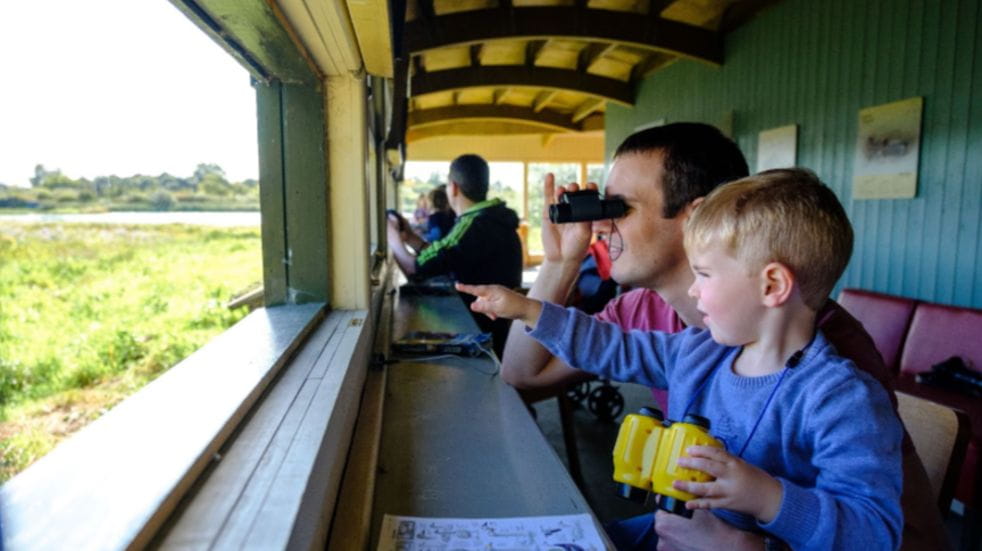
[896, 302, 982, 509]
[838, 291, 982, 548]
[837, 288, 918, 375]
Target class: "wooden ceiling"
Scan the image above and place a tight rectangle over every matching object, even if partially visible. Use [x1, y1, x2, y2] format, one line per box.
[273, 0, 777, 155]
[399, 0, 776, 143]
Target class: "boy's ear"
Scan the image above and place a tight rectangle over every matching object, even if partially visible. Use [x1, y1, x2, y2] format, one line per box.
[760, 262, 795, 307]
[681, 197, 705, 219]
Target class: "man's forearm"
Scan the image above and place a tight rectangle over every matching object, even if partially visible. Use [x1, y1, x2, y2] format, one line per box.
[500, 259, 581, 387]
[404, 230, 426, 252]
[387, 229, 418, 277]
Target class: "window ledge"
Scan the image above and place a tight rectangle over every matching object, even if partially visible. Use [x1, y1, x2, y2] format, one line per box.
[0, 303, 328, 550]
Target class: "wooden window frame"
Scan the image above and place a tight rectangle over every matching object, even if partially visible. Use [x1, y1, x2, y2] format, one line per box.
[1, 1, 389, 548]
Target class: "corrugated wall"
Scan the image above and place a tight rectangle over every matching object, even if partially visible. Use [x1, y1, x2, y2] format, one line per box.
[606, 0, 982, 308]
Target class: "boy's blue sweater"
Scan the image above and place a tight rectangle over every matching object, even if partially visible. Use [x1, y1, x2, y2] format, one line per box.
[529, 303, 903, 551]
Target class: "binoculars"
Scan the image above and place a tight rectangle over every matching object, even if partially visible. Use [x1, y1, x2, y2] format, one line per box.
[612, 406, 724, 517]
[548, 189, 626, 224]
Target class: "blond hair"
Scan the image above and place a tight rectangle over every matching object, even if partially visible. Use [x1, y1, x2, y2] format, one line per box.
[683, 168, 853, 309]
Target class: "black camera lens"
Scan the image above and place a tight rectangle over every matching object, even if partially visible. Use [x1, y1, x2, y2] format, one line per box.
[548, 189, 626, 224]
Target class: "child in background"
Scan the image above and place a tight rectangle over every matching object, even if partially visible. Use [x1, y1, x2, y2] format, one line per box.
[457, 169, 903, 551]
[425, 185, 456, 242]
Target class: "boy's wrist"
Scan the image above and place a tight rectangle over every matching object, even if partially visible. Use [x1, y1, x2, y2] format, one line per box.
[523, 299, 543, 330]
[755, 476, 783, 523]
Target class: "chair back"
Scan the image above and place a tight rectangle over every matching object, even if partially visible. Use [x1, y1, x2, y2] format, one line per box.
[837, 288, 917, 374]
[895, 391, 971, 514]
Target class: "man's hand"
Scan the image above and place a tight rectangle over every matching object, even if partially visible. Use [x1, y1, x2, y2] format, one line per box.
[654, 510, 765, 551]
[540, 172, 596, 265]
[673, 446, 783, 522]
[387, 216, 404, 241]
[455, 283, 543, 327]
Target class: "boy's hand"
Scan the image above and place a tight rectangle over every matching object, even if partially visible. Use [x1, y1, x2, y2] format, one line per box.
[673, 445, 783, 523]
[455, 283, 542, 328]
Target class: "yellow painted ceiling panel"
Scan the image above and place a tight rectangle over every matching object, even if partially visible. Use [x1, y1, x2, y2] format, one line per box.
[499, 89, 538, 107]
[534, 39, 585, 69]
[414, 91, 456, 110]
[661, 0, 728, 28]
[586, 58, 633, 81]
[606, 47, 643, 65]
[433, 0, 496, 15]
[552, 90, 590, 110]
[422, 47, 471, 71]
[586, 0, 647, 13]
[480, 41, 528, 65]
[457, 88, 496, 104]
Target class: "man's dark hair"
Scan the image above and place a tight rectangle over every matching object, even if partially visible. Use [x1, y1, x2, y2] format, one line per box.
[614, 122, 749, 218]
[449, 154, 489, 202]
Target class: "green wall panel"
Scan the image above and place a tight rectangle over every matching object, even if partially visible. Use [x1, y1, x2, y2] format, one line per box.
[607, 0, 982, 308]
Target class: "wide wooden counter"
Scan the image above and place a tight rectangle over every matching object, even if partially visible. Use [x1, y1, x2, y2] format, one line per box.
[365, 287, 606, 548]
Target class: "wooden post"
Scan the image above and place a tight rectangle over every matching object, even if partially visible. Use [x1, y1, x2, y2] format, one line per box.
[328, 73, 371, 310]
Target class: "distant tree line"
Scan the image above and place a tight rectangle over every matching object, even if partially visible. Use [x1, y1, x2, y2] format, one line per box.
[0, 163, 259, 211]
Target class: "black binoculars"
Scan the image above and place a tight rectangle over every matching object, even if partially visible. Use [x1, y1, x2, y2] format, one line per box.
[548, 189, 626, 224]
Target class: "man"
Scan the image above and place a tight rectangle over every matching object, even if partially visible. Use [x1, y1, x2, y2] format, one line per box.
[388, 153, 522, 354]
[500, 123, 945, 550]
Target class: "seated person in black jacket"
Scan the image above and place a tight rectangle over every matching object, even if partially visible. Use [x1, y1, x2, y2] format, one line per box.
[388, 154, 523, 355]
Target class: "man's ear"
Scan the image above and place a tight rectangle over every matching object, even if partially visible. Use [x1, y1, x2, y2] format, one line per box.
[760, 262, 795, 307]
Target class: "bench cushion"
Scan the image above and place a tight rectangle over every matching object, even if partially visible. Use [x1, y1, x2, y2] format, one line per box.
[896, 301, 982, 507]
[899, 302, 982, 376]
[838, 288, 918, 374]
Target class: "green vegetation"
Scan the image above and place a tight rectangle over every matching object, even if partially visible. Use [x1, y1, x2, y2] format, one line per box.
[0, 163, 259, 212]
[0, 223, 262, 482]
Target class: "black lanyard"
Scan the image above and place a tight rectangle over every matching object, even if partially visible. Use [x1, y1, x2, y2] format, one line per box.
[679, 341, 809, 458]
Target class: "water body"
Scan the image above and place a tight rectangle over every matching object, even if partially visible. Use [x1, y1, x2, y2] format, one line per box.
[0, 211, 260, 227]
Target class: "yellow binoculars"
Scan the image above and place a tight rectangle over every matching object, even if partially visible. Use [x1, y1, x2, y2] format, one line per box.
[612, 407, 724, 517]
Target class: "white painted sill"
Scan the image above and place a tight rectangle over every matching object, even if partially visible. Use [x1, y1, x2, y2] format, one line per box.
[0, 302, 373, 550]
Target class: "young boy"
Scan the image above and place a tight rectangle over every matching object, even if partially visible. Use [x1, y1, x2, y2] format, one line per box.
[457, 169, 903, 551]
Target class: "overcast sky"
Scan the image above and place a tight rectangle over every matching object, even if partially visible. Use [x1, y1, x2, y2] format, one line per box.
[0, 0, 258, 187]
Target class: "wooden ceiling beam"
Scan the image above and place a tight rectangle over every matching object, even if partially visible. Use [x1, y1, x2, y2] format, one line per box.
[411, 65, 634, 106]
[409, 105, 587, 133]
[578, 41, 618, 72]
[469, 44, 483, 66]
[533, 90, 561, 113]
[525, 39, 547, 67]
[405, 6, 722, 65]
[495, 88, 513, 105]
[572, 97, 604, 123]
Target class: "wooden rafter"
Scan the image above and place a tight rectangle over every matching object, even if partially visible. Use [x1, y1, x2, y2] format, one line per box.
[578, 42, 618, 72]
[526, 39, 547, 66]
[409, 105, 586, 133]
[571, 97, 604, 123]
[533, 90, 561, 113]
[410, 65, 634, 106]
[405, 6, 723, 65]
